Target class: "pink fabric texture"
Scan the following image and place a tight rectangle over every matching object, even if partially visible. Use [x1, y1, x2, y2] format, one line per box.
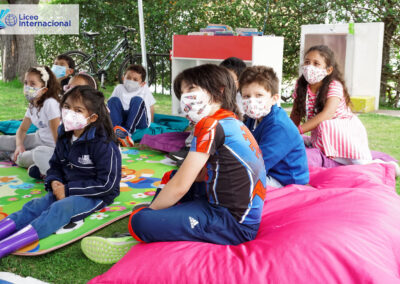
[90, 164, 400, 284]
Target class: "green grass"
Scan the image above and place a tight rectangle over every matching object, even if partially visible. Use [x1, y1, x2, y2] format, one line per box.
[0, 81, 399, 282]
[0, 80, 172, 120]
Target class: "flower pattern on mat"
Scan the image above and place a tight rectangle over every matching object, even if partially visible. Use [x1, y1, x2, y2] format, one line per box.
[132, 193, 147, 199]
[30, 190, 41, 195]
[8, 197, 18, 201]
[90, 213, 109, 220]
[23, 195, 31, 198]
[145, 191, 156, 196]
[122, 149, 139, 155]
[125, 201, 137, 206]
[105, 205, 126, 212]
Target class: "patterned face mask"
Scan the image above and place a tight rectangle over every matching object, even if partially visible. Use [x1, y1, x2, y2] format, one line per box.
[180, 90, 212, 123]
[242, 97, 273, 119]
[24, 85, 44, 103]
[301, 65, 328, 85]
[62, 108, 92, 132]
[124, 80, 141, 93]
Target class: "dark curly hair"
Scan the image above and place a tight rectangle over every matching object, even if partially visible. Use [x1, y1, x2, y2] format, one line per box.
[292, 45, 351, 121]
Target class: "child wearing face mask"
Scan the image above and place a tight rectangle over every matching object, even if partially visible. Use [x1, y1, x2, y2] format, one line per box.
[220, 57, 247, 116]
[0, 66, 61, 178]
[0, 86, 121, 259]
[28, 73, 99, 180]
[169, 57, 248, 164]
[290, 45, 400, 175]
[52, 54, 75, 90]
[81, 64, 267, 264]
[63, 72, 98, 92]
[107, 64, 156, 147]
[241, 66, 309, 188]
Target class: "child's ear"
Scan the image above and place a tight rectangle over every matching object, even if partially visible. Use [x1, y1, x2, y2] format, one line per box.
[40, 87, 48, 95]
[326, 66, 333, 75]
[272, 94, 280, 104]
[67, 68, 74, 76]
[89, 114, 98, 123]
[140, 82, 146, 87]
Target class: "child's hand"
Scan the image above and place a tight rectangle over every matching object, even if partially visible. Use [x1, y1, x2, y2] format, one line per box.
[13, 146, 25, 162]
[51, 180, 66, 200]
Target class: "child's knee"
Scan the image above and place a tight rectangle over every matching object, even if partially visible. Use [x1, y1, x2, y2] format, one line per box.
[129, 96, 144, 106]
[129, 208, 152, 242]
[16, 151, 34, 168]
[107, 97, 121, 108]
[50, 198, 74, 216]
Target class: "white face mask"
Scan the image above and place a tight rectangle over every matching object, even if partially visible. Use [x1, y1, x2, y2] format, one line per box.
[180, 90, 212, 123]
[301, 65, 328, 85]
[124, 80, 141, 93]
[242, 97, 273, 119]
[62, 108, 91, 132]
[24, 85, 44, 103]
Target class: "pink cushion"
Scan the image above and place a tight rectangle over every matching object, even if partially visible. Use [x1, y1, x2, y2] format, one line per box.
[90, 164, 400, 283]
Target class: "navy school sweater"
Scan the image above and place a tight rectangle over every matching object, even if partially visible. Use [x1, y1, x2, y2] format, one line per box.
[45, 125, 121, 205]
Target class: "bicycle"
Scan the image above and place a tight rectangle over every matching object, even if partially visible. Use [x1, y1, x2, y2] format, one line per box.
[62, 25, 155, 88]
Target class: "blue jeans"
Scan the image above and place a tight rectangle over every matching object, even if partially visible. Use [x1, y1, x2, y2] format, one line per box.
[108, 96, 148, 134]
[8, 192, 104, 239]
[129, 181, 259, 245]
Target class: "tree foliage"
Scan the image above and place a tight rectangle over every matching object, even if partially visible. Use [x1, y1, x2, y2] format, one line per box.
[6, 0, 398, 107]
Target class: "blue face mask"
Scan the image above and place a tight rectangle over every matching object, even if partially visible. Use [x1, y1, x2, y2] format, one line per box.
[51, 64, 67, 78]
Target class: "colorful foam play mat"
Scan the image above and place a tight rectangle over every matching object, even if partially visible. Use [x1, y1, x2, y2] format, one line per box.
[0, 148, 176, 256]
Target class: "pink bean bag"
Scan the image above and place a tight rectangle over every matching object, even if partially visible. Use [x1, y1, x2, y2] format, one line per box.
[90, 164, 400, 284]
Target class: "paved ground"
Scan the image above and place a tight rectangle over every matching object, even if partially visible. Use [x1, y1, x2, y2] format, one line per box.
[374, 110, 400, 117]
[284, 107, 400, 118]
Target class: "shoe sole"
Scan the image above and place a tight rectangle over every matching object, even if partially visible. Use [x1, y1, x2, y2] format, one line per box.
[117, 137, 128, 147]
[114, 126, 134, 147]
[81, 236, 138, 264]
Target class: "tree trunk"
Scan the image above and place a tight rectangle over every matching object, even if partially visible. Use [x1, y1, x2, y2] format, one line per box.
[0, 0, 39, 82]
[1, 35, 18, 81]
[379, 17, 397, 105]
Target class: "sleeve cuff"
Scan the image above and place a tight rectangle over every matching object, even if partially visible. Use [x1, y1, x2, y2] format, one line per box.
[64, 184, 70, 197]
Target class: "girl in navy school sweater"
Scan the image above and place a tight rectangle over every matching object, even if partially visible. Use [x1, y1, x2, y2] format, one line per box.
[0, 86, 121, 259]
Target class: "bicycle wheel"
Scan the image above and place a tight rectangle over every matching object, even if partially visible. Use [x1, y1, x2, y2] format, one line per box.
[118, 54, 156, 86]
[62, 50, 96, 76]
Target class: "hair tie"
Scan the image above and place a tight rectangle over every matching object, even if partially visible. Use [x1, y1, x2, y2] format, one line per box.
[34, 66, 49, 87]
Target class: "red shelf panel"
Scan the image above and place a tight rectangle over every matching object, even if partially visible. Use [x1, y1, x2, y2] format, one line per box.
[173, 35, 253, 61]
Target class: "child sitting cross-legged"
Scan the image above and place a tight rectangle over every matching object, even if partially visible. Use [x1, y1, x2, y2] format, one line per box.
[240, 66, 309, 188]
[0, 86, 121, 259]
[81, 64, 267, 264]
[107, 64, 156, 147]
